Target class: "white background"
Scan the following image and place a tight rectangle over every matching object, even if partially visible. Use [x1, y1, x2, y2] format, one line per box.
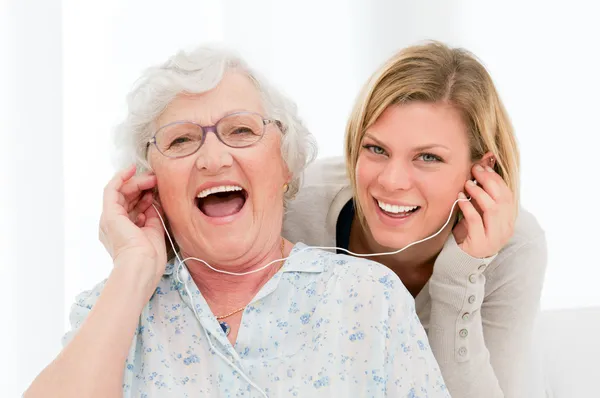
[2, 0, 599, 396]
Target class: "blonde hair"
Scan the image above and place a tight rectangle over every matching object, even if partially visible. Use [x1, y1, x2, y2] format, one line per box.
[345, 41, 520, 222]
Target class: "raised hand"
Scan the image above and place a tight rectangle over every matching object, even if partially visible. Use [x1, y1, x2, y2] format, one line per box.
[454, 164, 516, 259]
[98, 165, 167, 288]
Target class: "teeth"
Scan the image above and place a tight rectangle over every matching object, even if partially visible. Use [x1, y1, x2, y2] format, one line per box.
[377, 200, 418, 214]
[197, 185, 243, 199]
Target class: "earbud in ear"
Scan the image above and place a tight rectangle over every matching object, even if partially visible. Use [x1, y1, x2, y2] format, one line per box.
[151, 187, 161, 206]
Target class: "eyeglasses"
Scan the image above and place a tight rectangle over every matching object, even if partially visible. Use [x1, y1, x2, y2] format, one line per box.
[148, 111, 282, 159]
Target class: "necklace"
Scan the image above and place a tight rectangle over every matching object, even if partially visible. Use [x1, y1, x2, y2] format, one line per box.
[217, 238, 285, 336]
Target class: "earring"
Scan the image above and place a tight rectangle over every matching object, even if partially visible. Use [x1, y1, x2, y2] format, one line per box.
[283, 183, 289, 193]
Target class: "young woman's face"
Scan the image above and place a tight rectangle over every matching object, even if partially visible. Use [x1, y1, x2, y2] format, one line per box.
[355, 101, 473, 249]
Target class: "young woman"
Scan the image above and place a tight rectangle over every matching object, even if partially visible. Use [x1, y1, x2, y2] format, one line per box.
[284, 41, 547, 397]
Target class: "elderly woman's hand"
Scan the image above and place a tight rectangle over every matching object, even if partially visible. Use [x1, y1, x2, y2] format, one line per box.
[99, 165, 167, 287]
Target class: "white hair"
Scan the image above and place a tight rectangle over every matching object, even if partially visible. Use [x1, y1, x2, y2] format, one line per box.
[113, 44, 317, 201]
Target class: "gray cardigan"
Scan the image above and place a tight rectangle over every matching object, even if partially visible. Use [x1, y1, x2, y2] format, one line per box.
[283, 156, 547, 398]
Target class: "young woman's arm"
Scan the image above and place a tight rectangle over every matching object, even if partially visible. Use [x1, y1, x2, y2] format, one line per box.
[427, 232, 547, 398]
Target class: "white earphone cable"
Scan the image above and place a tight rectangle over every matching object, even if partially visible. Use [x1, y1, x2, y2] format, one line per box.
[174, 270, 269, 398]
[149, 194, 470, 397]
[151, 195, 469, 276]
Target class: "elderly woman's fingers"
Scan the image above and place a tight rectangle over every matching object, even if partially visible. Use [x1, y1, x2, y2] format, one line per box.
[121, 173, 157, 211]
[99, 166, 166, 264]
[128, 191, 154, 224]
[102, 165, 137, 216]
[134, 213, 146, 228]
[142, 201, 166, 234]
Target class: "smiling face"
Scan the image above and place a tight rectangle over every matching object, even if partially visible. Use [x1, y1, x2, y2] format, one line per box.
[355, 101, 473, 249]
[148, 72, 289, 267]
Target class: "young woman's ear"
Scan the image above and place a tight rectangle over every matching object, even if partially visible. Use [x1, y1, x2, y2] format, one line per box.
[476, 152, 496, 170]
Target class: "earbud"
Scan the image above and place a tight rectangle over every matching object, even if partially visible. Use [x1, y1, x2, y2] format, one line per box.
[179, 266, 190, 282]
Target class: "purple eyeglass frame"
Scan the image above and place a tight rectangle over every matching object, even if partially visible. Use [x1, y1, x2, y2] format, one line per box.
[146, 111, 283, 159]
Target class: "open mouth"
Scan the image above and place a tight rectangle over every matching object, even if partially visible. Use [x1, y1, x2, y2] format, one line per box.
[375, 198, 420, 218]
[196, 185, 248, 218]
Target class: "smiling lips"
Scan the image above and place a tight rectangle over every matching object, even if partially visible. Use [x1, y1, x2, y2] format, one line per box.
[376, 199, 421, 218]
[196, 185, 247, 218]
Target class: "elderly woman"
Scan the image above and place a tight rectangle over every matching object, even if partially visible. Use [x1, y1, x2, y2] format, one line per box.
[25, 46, 449, 397]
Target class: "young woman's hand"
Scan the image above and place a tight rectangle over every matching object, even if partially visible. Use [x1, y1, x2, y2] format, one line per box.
[453, 164, 516, 259]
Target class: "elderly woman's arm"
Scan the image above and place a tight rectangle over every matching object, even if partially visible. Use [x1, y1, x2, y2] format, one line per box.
[25, 167, 165, 397]
[24, 260, 153, 398]
[427, 232, 547, 398]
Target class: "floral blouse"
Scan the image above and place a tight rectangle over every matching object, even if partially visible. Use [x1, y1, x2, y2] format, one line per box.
[63, 243, 449, 397]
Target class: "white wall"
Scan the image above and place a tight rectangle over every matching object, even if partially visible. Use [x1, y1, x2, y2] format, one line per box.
[3, 0, 599, 395]
[1, 0, 64, 396]
[460, 1, 600, 309]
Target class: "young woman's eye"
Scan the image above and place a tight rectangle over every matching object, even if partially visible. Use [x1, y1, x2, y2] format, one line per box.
[418, 153, 443, 162]
[363, 144, 387, 156]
